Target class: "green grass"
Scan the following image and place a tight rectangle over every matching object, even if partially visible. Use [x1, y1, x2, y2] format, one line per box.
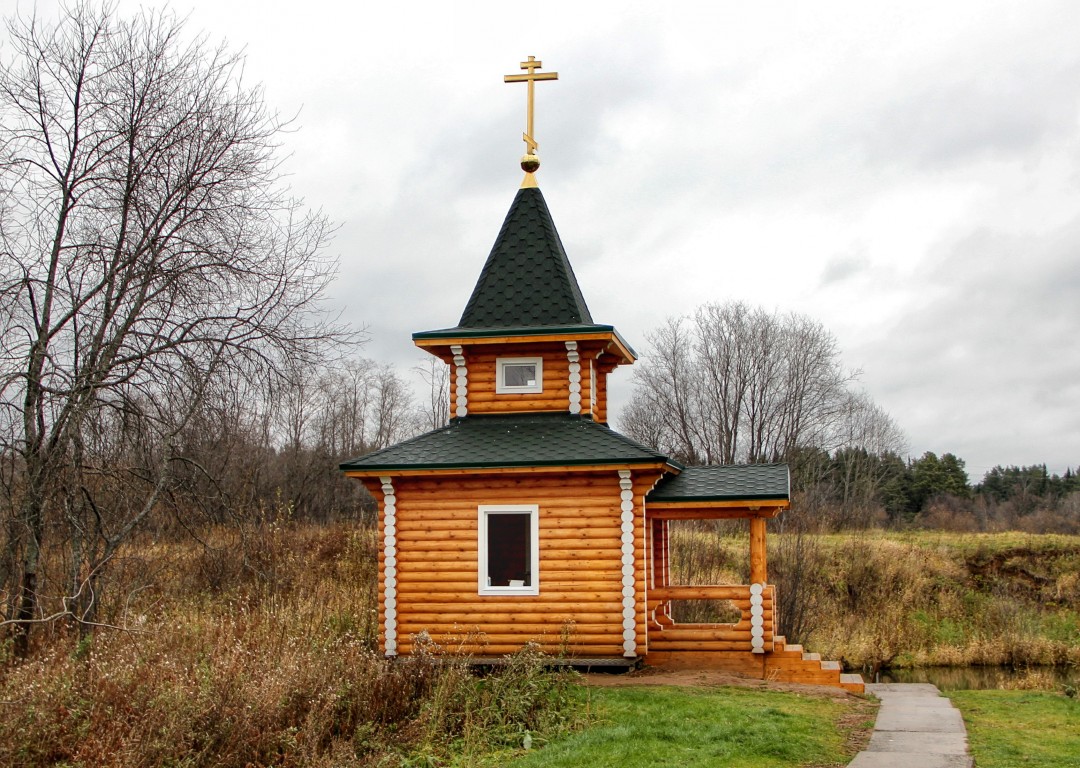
[948, 690, 1080, 768]
[502, 685, 874, 768]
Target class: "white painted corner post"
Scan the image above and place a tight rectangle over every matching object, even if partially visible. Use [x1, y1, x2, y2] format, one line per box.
[618, 470, 637, 657]
[451, 345, 468, 418]
[749, 516, 768, 654]
[380, 476, 398, 657]
[749, 583, 766, 654]
[565, 341, 581, 414]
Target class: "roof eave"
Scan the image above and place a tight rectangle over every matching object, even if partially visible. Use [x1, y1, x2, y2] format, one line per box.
[646, 495, 790, 505]
[645, 500, 788, 520]
[412, 325, 637, 362]
[341, 458, 674, 477]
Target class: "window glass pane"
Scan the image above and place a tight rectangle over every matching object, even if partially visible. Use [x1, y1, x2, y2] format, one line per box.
[503, 363, 536, 388]
[487, 513, 531, 587]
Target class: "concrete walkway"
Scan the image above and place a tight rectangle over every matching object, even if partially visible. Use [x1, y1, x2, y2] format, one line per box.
[849, 683, 973, 768]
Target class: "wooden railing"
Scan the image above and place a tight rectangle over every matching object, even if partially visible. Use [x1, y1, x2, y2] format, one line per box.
[647, 583, 775, 653]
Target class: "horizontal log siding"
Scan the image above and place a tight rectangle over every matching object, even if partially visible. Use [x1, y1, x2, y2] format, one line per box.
[646, 585, 777, 653]
[459, 341, 609, 417]
[379, 470, 662, 658]
[466, 344, 570, 414]
[594, 368, 607, 423]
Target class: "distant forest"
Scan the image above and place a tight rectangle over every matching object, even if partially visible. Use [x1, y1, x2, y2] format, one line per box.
[791, 449, 1080, 533]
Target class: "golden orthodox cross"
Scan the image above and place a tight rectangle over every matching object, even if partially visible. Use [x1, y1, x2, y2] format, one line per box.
[504, 56, 558, 155]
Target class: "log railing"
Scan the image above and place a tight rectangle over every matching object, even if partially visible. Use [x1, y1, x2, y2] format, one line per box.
[647, 584, 775, 654]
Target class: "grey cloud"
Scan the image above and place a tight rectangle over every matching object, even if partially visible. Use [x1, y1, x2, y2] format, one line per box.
[857, 218, 1080, 474]
[821, 249, 870, 286]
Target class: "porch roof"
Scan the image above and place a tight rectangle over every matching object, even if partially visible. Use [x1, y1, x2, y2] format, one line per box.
[646, 463, 790, 503]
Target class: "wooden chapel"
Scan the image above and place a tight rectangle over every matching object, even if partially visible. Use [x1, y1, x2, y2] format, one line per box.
[341, 57, 862, 692]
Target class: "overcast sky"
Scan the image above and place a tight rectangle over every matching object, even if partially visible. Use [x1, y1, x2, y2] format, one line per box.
[13, 1, 1080, 478]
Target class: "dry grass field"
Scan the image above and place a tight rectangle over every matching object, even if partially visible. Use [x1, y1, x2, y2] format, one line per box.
[2, 522, 1076, 766]
[0, 523, 581, 767]
[671, 525, 1080, 673]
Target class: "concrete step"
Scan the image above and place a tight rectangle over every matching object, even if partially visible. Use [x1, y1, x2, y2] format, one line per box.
[849, 684, 973, 767]
[645, 631, 862, 692]
[849, 754, 973, 767]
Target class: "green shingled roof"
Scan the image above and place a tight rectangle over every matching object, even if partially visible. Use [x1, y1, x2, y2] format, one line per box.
[339, 413, 673, 472]
[646, 464, 790, 502]
[456, 187, 593, 329]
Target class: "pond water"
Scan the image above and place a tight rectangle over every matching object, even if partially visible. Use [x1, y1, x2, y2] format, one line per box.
[876, 666, 1078, 691]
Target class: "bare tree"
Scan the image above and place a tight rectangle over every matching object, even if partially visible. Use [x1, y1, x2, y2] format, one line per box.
[621, 302, 862, 466]
[415, 357, 450, 431]
[831, 392, 907, 520]
[316, 359, 419, 458]
[160, 356, 418, 530]
[251, 358, 420, 521]
[0, 4, 343, 653]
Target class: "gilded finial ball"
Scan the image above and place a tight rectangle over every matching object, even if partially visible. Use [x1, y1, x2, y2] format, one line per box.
[520, 154, 540, 173]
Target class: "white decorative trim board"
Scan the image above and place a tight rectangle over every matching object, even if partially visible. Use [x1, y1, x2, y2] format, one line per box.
[566, 341, 582, 415]
[380, 476, 399, 657]
[451, 345, 468, 418]
[618, 469, 637, 658]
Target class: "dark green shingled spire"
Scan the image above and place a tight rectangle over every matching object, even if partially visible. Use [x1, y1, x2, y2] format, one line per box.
[457, 186, 593, 328]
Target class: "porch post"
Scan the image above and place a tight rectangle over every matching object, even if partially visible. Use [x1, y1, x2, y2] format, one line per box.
[749, 517, 767, 584]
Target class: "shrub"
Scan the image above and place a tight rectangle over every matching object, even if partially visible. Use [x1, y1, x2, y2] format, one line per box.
[0, 523, 583, 767]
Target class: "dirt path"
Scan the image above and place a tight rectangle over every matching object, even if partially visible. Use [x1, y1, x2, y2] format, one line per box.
[582, 666, 862, 700]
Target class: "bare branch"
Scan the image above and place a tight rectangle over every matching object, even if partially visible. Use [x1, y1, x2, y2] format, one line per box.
[0, 2, 350, 653]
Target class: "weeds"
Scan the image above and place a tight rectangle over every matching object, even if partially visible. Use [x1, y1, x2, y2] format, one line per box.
[670, 526, 1080, 673]
[5, 521, 1077, 764]
[0, 523, 584, 767]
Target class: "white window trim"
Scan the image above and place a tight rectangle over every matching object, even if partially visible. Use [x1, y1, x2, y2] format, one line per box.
[478, 504, 540, 596]
[495, 357, 543, 394]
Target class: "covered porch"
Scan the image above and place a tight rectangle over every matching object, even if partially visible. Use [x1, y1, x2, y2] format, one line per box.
[642, 466, 863, 692]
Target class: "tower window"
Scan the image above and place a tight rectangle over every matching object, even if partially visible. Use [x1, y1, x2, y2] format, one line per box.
[496, 357, 543, 394]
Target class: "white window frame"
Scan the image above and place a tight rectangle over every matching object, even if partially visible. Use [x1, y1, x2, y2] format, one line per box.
[478, 504, 540, 596]
[495, 357, 543, 394]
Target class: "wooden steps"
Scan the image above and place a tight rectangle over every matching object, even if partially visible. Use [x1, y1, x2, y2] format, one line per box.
[644, 632, 865, 693]
[840, 673, 865, 693]
[766, 636, 864, 693]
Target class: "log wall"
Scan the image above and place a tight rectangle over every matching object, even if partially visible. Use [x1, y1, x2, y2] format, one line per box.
[645, 584, 776, 652]
[464, 343, 594, 416]
[593, 367, 608, 423]
[366, 469, 663, 658]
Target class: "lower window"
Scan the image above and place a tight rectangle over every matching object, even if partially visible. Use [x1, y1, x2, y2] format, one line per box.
[478, 504, 539, 595]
